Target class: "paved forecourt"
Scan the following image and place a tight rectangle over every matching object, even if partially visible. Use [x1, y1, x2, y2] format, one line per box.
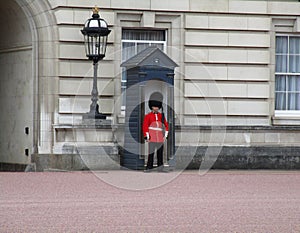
[0, 170, 300, 232]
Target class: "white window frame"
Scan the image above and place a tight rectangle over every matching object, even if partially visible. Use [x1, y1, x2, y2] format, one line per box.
[121, 40, 167, 54]
[275, 34, 300, 116]
[121, 30, 167, 111]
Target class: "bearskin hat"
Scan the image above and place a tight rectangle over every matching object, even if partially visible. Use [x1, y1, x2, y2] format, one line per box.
[148, 92, 163, 109]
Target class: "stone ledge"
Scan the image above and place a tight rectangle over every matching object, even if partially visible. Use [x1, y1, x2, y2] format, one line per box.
[0, 163, 28, 172]
[272, 116, 300, 126]
[176, 125, 300, 131]
[54, 124, 300, 131]
[32, 144, 120, 172]
[176, 146, 300, 170]
[53, 123, 116, 130]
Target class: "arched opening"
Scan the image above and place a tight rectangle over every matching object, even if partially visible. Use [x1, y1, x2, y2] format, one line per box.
[0, 1, 34, 165]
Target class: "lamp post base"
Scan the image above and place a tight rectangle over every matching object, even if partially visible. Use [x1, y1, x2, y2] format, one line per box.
[82, 112, 106, 120]
[82, 111, 110, 126]
[83, 102, 106, 120]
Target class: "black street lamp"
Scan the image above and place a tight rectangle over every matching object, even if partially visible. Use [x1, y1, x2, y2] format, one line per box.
[81, 7, 111, 120]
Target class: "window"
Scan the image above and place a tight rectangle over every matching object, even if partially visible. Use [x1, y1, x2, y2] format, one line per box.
[275, 35, 300, 112]
[121, 29, 167, 109]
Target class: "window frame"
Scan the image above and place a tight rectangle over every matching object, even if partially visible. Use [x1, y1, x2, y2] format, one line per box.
[121, 29, 167, 110]
[275, 34, 300, 115]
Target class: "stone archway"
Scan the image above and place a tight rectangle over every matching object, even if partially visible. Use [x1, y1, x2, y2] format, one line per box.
[0, 1, 34, 166]
[0, 0, 58, 168]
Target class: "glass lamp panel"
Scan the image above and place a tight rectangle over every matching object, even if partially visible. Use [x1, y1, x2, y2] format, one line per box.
[90, 35, 95, 56]
[89, 19, 99, 27]
[99, 35, 108, 56]
[89, 35, 99, 56]
[84, 35, 90, 56]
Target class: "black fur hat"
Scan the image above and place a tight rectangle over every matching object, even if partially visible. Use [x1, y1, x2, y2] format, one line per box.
[148, 92, 163, 109]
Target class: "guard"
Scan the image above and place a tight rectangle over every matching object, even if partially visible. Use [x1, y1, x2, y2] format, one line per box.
[143, 92, 169, 172]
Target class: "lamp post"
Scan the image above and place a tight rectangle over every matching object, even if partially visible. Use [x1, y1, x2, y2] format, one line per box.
[81, 7, 111, 120]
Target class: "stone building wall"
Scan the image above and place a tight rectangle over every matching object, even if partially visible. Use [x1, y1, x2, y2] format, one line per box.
[2, 0, 300, 169]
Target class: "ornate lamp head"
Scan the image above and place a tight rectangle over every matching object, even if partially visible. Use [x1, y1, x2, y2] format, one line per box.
[81, 7, 111, 63]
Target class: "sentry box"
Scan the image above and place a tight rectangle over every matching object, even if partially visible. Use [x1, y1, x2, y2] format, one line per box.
[121, 47, 178, 170]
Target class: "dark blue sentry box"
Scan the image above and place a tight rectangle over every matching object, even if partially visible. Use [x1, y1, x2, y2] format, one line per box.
[121, 47, 178, 170]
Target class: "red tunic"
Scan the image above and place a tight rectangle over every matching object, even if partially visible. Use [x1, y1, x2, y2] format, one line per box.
[143, 111, 169, 143]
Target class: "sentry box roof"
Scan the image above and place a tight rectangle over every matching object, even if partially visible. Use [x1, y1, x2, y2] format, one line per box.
[121, 47, 178, 70]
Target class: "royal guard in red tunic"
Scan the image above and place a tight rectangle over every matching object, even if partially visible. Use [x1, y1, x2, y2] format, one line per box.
[143, 92, 169, 172]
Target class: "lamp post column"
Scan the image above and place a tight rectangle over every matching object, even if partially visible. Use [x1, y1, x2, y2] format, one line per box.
[91, 61, 99, 114]
[83, 60, 106, 120]
[81, 7, 110, 120]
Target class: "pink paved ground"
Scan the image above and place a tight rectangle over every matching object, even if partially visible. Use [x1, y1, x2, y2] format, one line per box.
[0, 170, 300, 233]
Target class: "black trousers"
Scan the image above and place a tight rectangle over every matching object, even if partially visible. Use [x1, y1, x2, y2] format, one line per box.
[146, 142, 164, 169]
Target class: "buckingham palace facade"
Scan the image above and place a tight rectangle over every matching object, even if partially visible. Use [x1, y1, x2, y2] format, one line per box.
[1, 0, 300, 171]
